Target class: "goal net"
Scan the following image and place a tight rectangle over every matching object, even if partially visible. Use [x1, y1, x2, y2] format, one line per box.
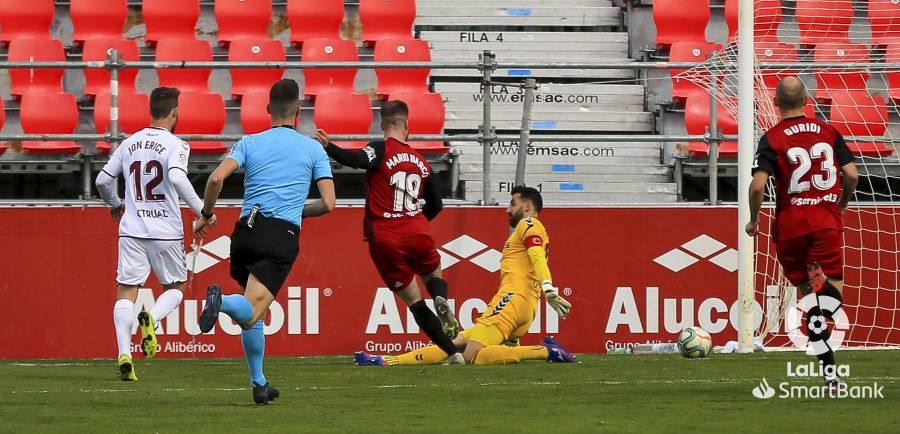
[677, 0, 900, 348]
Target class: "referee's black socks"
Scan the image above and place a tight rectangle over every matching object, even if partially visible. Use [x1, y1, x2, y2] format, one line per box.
[410, 300, 459, 355]
[425, 277, 449, 300]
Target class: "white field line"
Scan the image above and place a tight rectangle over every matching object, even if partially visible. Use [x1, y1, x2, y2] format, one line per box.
[8, 376, 896, 395]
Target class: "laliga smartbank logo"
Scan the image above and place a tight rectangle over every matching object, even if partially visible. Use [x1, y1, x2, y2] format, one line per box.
[751, 361, 884, 400]
[751, 294, 884, 400]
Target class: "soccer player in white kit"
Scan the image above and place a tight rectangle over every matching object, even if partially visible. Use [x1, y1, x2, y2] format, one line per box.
[95, 88, 215, 381]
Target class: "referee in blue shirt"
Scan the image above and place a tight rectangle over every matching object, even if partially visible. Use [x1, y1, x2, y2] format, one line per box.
[194, 79, 335, 405]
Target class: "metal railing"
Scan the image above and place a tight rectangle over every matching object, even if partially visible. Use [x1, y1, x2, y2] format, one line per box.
[1, 52, 898, 204]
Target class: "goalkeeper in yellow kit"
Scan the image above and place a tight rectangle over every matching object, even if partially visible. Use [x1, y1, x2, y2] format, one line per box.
[354, 186, 576, 365]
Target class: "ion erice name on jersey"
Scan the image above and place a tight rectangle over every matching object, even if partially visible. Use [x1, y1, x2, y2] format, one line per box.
[754, 116, 855, 241]
[103, 127, 191, 240]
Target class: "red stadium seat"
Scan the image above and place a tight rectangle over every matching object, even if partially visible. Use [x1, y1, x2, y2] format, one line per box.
[239, 92, 271, 135]
[142, 0, 200, 45]
[287, 0, 344, 48]
[228, 38, 286, 98]
[214, 0, 272, 46]
[388, 91, 447, 152]
[82, 38, 140, 98]
[725, 0, 781, 43]
[684, 94, 738, 158]
[813, 42, 869, 102]
[887, 45, 900, 104]
[313, 92, 373, 149]
[755, 40, 799, 96]
[8, 38, 65, 99]
[301, 38, 359, 99]
[156, 38, 213, 93]
[829, 90, 893, 156]
[652, 0, 709, 49]
[796, 0, 852, 47]
[177, 92, 227, 154]
[360, 0, 415, 45]
[0, 0, 53, 44]
[70, 0, 127, 45]
[374, 38, 430, 99]
[868, 0, 900, 47]
[94, 92, 152, 153]
[20, 92, 81, 154]
[669, 41, 722, 103]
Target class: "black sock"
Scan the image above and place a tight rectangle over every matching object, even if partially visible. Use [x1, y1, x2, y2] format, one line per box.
[817, 282, 843, 319]
[805, 307, 837, 379]
[410, 300, 457, 355]
[425, 277, 448, 300]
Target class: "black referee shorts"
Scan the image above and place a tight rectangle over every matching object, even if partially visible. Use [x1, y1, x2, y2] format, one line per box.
[229, 214, 300, 296]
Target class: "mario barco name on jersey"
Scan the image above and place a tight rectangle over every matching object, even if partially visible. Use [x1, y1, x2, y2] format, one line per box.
[385, 152, 430, 177]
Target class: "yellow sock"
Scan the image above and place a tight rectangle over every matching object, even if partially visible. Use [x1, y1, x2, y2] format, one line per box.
[472, 345, 549, 365]
[382, 344, 448, 366]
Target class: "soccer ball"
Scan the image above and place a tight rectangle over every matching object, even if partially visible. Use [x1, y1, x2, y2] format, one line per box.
[677, 327, 712, 359]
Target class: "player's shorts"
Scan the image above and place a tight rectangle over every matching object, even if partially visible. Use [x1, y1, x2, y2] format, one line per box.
[116, 237, 187, 286]
[229, 214, 300, 296]
[776, 229, 844, 285]
[467, 291, 538, 346]
[368, 233, 441, 290]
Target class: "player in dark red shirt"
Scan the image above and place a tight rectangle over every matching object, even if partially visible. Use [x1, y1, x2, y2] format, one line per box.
[315, 100, 464, 364]
[747, 77, 859, 387]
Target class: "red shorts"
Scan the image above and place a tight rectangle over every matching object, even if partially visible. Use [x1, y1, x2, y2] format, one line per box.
[368, 233, 441, 290]
[776, 229, 844, 285]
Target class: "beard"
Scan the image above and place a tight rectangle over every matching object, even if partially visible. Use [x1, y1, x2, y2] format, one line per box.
[170, 117, 178, 134]
[508, 209, 524, 228]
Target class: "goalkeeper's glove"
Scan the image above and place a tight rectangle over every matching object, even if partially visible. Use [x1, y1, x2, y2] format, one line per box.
[542, 281, 571, 318]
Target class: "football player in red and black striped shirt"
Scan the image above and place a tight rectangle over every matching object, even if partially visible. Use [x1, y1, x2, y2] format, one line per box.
[747, 77, 859, 387]
[316, 100, 464, 364]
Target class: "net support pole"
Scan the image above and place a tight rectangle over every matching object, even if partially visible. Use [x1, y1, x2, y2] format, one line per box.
[480, 51, 496, 206]
[708, 74, 719, 206]
[737, 0, 756, 353]
[515, 78, 536, 186]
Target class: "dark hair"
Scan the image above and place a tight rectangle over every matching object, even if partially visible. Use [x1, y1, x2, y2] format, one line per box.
[511, 185, 543, 211]
[775, 76, 808, 111]
[268, 79, 300, 118]
[381, 100, 409, 130]
[149, 87, 180, 120]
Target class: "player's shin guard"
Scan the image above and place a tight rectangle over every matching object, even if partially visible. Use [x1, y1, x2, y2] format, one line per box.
[409, 300, 459, 356]
[241, 320, 267, 387]
[472, 345, 549, 365]
[113, 299, 135, 358]
[805, 306, 837, 380]
[424, 277, 449, 300]
[149, 289, 183, 325]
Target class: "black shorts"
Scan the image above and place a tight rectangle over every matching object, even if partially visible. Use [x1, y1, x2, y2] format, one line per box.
[229, 214, 300, 296]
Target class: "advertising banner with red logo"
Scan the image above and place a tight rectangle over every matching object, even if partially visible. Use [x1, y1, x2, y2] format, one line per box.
[0, 206, 896, 359]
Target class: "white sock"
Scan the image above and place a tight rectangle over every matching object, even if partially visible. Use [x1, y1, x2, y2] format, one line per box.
[113, 299, 135, 358]
[149, 289, 184, 326]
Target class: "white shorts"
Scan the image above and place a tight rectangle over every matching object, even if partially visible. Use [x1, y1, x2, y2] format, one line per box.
[116, 237, 187, 286]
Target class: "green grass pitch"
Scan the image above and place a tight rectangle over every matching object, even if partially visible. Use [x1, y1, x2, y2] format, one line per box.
[1, 351, 896, 432]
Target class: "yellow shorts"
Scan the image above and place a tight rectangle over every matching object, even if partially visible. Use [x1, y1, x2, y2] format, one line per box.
[465, 292, 537, 346]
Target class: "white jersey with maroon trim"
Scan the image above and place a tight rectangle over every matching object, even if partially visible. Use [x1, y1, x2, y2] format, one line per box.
[100, 127, 191, 240]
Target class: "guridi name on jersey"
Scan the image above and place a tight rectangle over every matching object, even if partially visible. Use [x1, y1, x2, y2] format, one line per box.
[783, 122, 822, 136]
